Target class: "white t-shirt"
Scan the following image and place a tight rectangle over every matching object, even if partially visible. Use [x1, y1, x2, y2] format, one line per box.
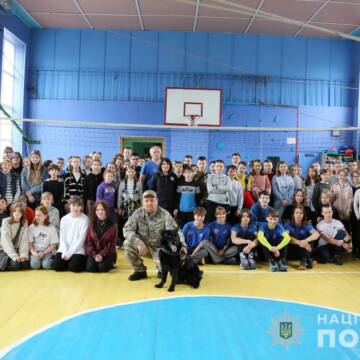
[28, 224, 59, 252]
[316, 219, 344, 247]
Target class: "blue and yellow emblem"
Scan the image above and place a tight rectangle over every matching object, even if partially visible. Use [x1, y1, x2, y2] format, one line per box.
[268, 311, 304, 349]
[280, 322, 293, 339]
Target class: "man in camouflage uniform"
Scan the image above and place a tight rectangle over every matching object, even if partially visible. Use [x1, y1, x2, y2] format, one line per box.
[123, 190, 186, 281]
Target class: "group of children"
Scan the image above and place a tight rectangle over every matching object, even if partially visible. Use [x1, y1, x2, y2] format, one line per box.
[0, 195, 118, 272]
[0, 145, 358, 273]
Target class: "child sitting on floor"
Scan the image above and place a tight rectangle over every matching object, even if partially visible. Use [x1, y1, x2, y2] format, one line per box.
[258, 209, 291, 272]
[53, 196, 89, 273]
[182, 207, 210, 264]
[230, 209, 258, 270]
[316, 205, 351, 265]
[29, 206, 59, 269]
[202, 206, 234, 265]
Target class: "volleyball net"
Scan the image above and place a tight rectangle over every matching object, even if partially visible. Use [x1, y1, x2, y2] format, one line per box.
[0, 114, 358, 171]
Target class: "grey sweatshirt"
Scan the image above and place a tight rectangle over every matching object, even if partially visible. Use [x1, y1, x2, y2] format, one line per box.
[206, 174, 232, 205]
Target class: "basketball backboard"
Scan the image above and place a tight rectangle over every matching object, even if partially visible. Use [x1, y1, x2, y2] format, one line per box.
[164, 87, 222, 127]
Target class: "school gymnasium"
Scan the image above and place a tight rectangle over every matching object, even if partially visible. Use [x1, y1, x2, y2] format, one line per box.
[0, 0, 359, 359]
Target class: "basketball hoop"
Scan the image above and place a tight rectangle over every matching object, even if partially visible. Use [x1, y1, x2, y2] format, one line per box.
[187, 114, 200, 127]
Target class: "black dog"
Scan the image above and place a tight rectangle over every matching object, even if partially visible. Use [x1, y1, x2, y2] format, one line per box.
[155, 229, 203, 292]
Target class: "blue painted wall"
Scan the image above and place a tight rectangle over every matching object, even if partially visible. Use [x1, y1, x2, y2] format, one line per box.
[26, 29, 357, 166]
[29, 30, 355, 107]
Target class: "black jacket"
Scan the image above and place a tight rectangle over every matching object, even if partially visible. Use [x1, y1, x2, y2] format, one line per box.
[84, 172, 103, 203]
[150, 172, 177, 212]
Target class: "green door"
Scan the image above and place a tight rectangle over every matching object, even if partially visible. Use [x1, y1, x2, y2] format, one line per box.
[121, 137, 165, 158]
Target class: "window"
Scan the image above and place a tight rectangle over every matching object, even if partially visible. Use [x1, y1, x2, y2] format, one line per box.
[0, 29, 26, 152]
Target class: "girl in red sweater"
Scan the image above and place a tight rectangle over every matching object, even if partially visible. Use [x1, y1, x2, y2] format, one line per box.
[85, 201, 118, 272]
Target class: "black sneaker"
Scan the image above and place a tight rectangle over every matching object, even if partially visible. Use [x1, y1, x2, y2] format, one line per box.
[334, 256, 343, 266]
[298, 258, 307, 270]
[157, 271, 162, 278]
[248, 253, 256, 269]
[128, 271, 147, 281]
[269, 259, 277, 272]
[307, 257, 314, 269]
[223, 257, 237, 265]
[278, 259, 288, 272]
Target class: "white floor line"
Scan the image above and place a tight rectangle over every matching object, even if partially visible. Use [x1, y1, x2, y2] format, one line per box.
[116, 268, 360, 275]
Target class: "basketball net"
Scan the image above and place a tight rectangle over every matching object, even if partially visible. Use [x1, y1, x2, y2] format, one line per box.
[187, 115, 200, 127]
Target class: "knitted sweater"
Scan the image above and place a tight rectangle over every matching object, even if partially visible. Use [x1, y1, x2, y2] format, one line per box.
[0, 218, 28, 261]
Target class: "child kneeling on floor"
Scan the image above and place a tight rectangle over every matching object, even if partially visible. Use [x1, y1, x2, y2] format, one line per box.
[230, 209, 258, 269]
[0, 203, 29, 271]
[53, 196, 89, 272]
[29, 205, 59, 269]
[258, 209, 290, 272]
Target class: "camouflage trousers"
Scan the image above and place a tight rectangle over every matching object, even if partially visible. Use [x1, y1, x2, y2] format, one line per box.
[123, 239, 160, 273]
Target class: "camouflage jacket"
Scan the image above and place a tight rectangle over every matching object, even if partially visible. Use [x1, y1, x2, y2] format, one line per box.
[123, 206, 185, 247]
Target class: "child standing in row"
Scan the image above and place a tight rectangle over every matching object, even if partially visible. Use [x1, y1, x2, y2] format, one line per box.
[150, 158, 177, 215]
[330, 169, 353, 232]
[272, 161, 294, 215]
[21, 150, 48, 209]
[41, 192, 60, 232]
[0, 159, 21, 209]
[249, 160, 271, 201]
[235, 161, 254, 209]
[0, 196, 7, 229]
[175, 166, 200, 228]
[117, 166, 142, 245]
[96, 170, 117, 222]
[312, 169, 331, 214]
[250, 191, 273, 228]
[42, 164, 64, 216]
[206, 160, 231, 222]
[83, 159, 103, 215]
[64, 156, 86, 211]
[226, 165, 243, 224]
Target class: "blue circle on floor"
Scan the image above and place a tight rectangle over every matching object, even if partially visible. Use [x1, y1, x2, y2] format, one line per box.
[1, 296, 359, 360]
